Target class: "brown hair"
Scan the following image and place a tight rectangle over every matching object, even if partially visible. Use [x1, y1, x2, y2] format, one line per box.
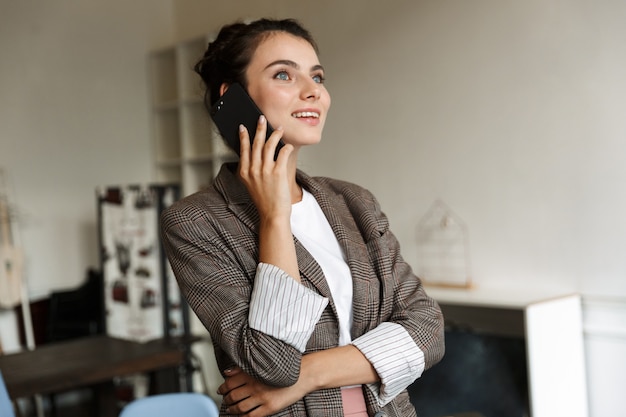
[194, 18, 318, 112]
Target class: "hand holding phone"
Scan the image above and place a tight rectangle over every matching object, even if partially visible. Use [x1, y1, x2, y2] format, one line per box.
[210, 83, 284, 159]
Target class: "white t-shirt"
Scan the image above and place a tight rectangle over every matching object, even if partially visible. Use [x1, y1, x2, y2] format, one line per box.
[290, 189, 354, 346]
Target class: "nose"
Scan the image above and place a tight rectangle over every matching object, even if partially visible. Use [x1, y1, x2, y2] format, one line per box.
[301, 78, 321, 100]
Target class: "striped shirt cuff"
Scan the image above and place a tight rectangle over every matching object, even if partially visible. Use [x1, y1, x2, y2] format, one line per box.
[249, 263, 329, 352]
[352, 322, 425, 406]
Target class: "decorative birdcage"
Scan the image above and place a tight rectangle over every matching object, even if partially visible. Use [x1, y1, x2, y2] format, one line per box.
[416, 199, 472, 288]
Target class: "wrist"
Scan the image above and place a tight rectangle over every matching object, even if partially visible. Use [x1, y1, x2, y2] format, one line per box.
[299, 353, 324, 394]
[258, 215, 300, 280]
[258, 212, 291, 231]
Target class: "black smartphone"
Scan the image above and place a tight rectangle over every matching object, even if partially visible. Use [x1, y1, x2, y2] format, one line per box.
[210, 83, 283, 159]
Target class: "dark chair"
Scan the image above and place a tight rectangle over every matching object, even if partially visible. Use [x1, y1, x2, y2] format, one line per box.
[45, 269, 105, 416]
[47, 269, 104, 342]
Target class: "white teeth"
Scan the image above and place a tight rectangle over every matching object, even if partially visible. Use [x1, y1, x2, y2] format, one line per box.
[291, 111, 319, 118]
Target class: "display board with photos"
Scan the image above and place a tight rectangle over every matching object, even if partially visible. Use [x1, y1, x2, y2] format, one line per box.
[97, 184, 187, 342]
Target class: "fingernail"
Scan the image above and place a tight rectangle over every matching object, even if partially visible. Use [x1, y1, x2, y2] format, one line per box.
[239, 124, 245, 132]
[224, 367, 233, 374]
[259, 115, 266, 123]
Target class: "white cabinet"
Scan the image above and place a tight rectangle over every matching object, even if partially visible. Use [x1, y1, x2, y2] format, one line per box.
[425, 286, 589, 417]
[148, 35, 236, 197]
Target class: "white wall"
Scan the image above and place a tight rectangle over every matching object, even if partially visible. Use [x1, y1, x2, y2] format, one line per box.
[172, 1, 626, 416]
[0, 0, 172, 350]
[173, 0, 626, 298]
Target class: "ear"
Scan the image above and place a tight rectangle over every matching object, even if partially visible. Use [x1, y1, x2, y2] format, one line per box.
[219, 83, 230, 97]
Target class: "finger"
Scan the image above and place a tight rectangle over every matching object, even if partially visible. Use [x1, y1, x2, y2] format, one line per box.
[238, 124, 251, 174]
[222, 386, 250, 407]
[217, 374, 245, 396]
[274, 142, 293, 165]
[250, 115, 268, 161]
[263, 126, 284, 162]
[225, 397, 261, 416]
[217, 380, 235, 396]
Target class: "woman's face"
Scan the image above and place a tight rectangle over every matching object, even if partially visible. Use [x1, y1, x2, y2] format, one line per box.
[244, 32, 331, 148]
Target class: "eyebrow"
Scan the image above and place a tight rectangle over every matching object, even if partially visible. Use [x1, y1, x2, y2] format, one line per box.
[264, 59, 325, 73]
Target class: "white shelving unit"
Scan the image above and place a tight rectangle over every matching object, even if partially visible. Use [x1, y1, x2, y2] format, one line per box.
[148, 34, 236, 197]
[147, 35, 234, 402]
[425, 285, 589, 417]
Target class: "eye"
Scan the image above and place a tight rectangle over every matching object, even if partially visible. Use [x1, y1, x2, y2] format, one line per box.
[312, 74, 325, 84]
[274, 70, 290, 81]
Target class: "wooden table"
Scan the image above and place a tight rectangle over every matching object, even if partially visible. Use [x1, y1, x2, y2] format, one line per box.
[0, 335, 189, 416]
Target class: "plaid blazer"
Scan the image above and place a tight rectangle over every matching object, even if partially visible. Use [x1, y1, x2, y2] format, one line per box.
[161, 163, 444, 416]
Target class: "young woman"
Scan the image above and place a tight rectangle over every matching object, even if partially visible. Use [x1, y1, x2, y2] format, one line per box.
[160, 18, 444, 417]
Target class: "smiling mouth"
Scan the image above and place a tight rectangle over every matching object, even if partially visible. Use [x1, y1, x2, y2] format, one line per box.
[291, 111, 320, 118]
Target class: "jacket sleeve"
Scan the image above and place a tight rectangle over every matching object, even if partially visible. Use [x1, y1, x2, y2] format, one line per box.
[249, 262, 328, 352]
[379, 214, 445, 369]
[331, 180, 445, 400]
[160, 202, 319, 387]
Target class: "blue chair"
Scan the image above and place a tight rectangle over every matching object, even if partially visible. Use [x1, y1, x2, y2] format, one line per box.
[119, 392, 219, 417]
[0, 370, 16, 417]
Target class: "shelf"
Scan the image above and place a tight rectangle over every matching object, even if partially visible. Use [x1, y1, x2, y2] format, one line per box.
[155, 165, 182, 184]
[147, 32, 224, 396]
[148, 33, 225, 198]
[156, 158, 182, 167]
[183, 162, 214, 195]
[149, 49, 178, 106]
[424, 285, 578, 309]
[181, 102, 213, 158]
[154, 108, 181, 161]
